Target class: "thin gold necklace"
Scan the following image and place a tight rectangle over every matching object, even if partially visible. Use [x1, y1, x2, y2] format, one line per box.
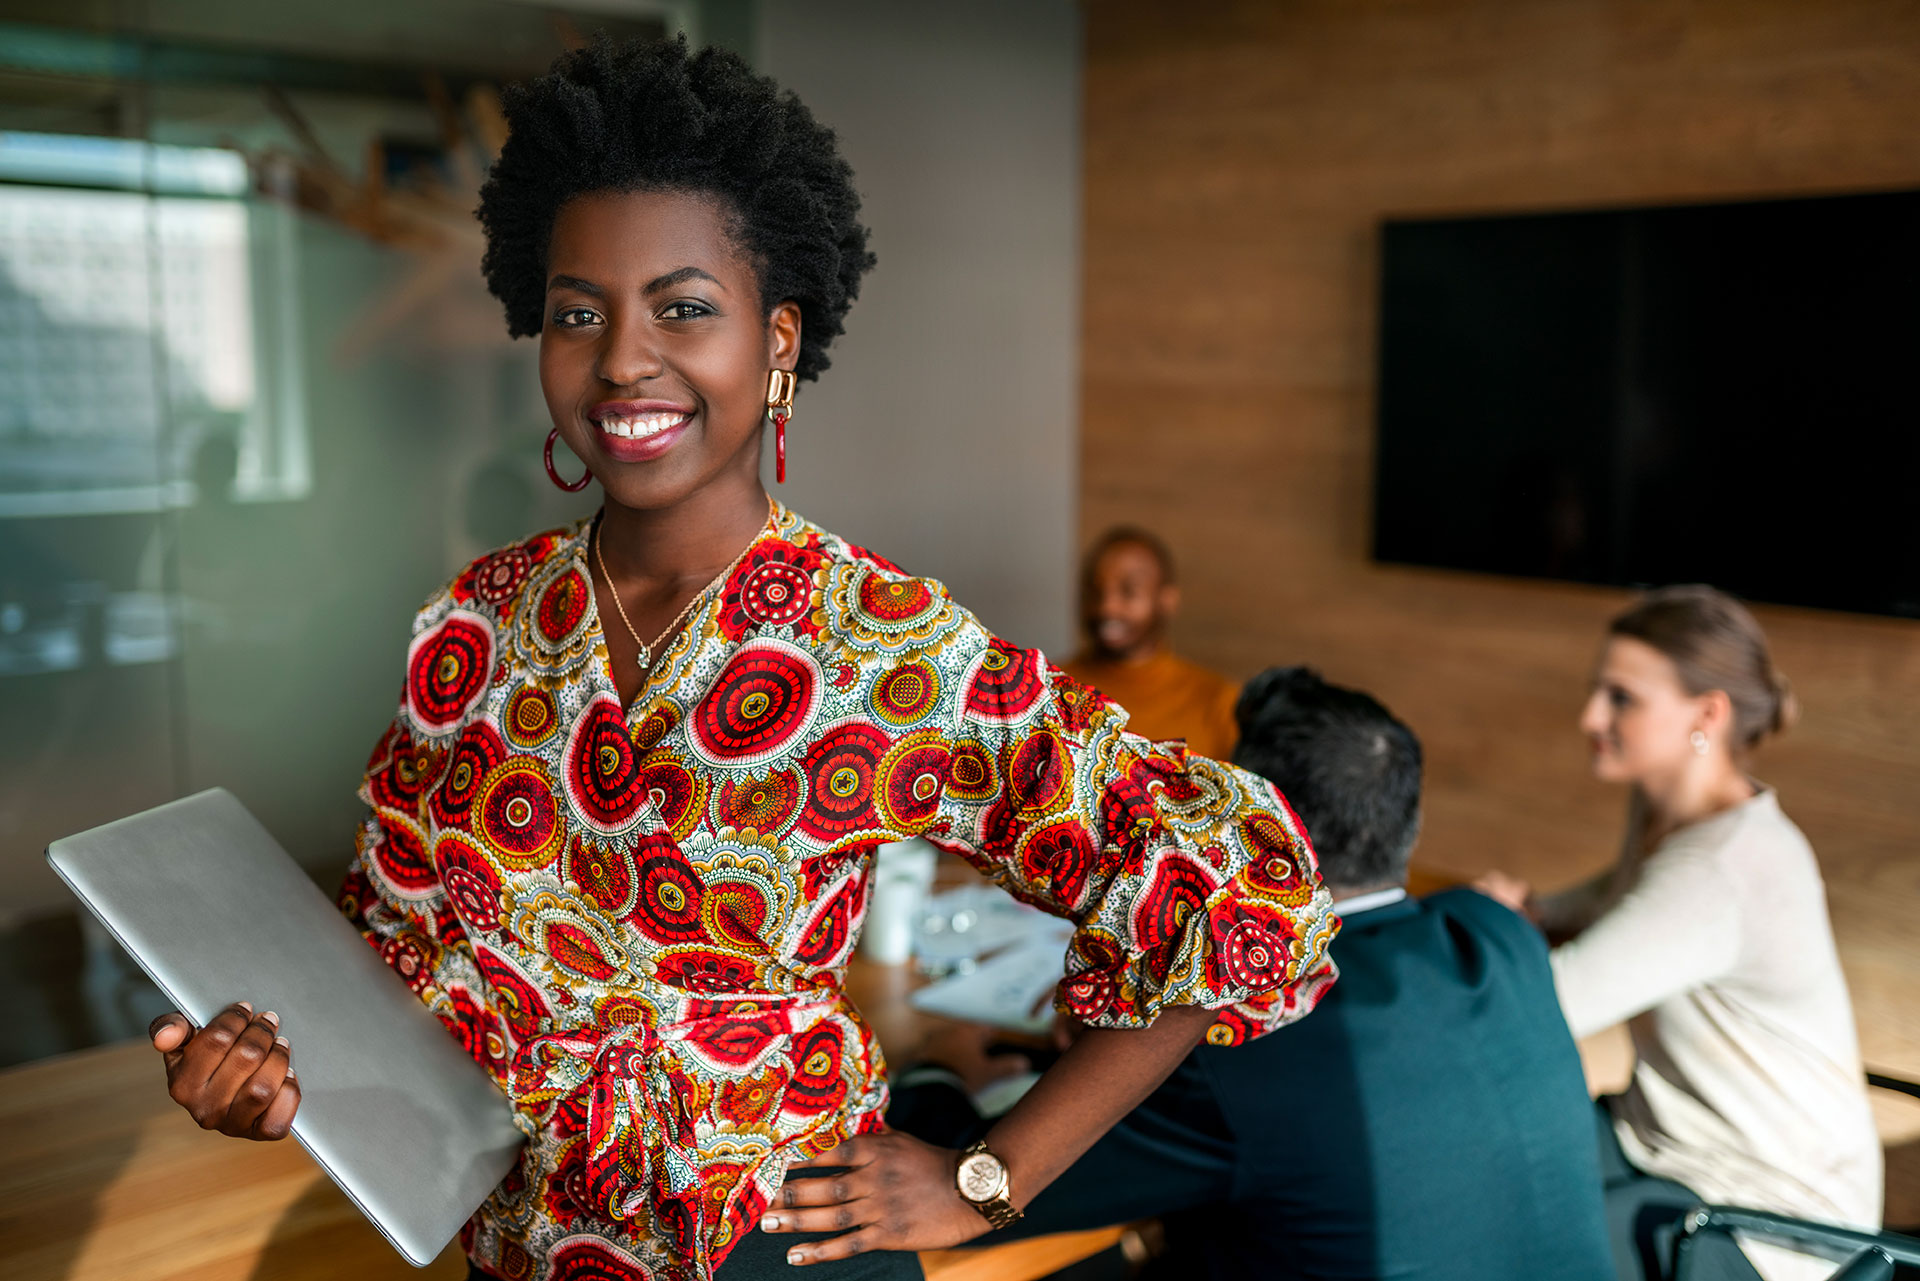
[592, 496, 774, 671]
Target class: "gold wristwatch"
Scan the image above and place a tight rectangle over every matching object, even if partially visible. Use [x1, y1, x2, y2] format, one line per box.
[955, 1139, 1023, 1229]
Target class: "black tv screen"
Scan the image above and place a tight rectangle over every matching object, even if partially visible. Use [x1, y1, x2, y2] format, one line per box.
[1372, 188, 1920, 618]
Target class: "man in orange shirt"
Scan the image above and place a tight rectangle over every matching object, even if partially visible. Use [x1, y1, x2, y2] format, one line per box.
[1061, 526, 1241, 761]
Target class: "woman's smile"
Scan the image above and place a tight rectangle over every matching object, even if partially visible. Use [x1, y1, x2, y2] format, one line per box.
[589, 398, 696, 462]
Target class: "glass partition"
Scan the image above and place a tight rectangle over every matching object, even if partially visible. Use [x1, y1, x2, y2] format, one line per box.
[0, 2, 682, 1066]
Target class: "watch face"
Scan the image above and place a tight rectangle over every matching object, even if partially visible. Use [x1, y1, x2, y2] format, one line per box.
[957, 1151, 1006, 1202]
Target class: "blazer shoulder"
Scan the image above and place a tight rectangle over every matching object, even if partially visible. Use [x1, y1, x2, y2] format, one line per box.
[1424, 886, 1545, 944]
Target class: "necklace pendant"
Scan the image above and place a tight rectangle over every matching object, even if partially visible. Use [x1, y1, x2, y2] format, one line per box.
[635, 644, 650, 670]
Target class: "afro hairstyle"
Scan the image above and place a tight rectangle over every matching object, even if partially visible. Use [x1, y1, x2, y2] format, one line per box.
[477, 35, 875, 382]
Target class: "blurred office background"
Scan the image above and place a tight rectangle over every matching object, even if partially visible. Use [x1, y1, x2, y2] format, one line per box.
[0, 0, 1079, 1063]
[1078, 1, 1919, 1104]
[0, 0, 1914, 1144]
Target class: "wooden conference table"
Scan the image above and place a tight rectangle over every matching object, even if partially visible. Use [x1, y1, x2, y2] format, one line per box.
[0, 953, 1123, 1281]
[0, 867, 1479, 1280]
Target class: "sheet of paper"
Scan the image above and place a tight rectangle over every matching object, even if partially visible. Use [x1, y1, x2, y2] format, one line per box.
[908, 922, 1074, 1035]
[911, 885, 1060, 970]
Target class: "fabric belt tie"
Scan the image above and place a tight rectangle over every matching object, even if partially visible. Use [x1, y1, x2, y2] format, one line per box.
[506, 987, 852, 1273]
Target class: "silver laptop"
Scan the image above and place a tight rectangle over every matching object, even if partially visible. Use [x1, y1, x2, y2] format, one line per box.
[47, 788, 525, 1267]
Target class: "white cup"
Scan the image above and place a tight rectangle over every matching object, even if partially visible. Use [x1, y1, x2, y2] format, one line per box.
[860, 838, 938, 965]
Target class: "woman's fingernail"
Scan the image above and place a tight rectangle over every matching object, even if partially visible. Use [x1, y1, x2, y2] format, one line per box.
[261, 1011, 279, 1028]
[236, 1001, 252, 1012]
[275, 1036, 290, 1049]
[787, 1251, 804, 1266]
[761, 1214, 780, 1230]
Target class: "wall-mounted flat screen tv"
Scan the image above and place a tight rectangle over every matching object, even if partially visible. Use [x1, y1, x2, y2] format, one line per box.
[1372, 188, 1919, 618]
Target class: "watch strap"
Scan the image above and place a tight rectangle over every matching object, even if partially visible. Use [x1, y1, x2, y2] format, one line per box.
[975, 1195, 1024, 1230]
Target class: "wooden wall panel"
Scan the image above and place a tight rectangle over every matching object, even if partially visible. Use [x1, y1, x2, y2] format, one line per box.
[1081, 0, 1920, 1079]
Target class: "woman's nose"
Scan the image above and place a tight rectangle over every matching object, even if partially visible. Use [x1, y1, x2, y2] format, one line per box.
[1577, 690, 1608, 735]
[596, 320, 663, 387]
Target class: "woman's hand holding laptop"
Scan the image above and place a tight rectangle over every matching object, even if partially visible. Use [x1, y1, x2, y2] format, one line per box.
[149, 1000, 302, 1141]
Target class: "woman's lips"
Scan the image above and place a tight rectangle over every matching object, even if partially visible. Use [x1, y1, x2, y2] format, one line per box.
[589, 406, 693, 463]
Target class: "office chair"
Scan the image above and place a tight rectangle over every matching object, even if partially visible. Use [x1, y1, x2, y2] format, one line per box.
[1674, 1206, 1920, 1281]
[1673, 1071, 1920, 1281]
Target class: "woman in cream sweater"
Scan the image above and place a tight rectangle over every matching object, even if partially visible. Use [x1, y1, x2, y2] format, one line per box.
[1479, 586, 1881, 1281]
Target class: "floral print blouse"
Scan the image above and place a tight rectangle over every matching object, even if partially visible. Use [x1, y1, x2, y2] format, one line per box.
[337, 502, 1338, 1281]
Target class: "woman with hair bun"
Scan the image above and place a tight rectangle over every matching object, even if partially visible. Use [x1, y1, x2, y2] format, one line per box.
[140, 35, 1337, 1281]
[1479, 586, 1881, 1281]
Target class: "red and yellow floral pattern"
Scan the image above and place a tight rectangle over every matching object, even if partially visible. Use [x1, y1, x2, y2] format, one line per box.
[338, 503, 1337, 1281]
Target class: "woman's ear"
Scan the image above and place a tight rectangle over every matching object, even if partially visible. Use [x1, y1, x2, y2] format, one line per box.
[1695, 688, 1735, 740]
[767, 300, 803, 371]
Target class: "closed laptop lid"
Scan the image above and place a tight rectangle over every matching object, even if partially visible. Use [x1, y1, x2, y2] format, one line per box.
[46, 788, 524, 1267]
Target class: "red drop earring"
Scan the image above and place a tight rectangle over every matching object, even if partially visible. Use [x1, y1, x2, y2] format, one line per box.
[544, 428, 592, 492]
[766, 369, 796, 484]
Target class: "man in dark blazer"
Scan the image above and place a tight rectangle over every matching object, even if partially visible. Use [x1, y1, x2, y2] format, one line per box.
[889, 668, 1614, 1280]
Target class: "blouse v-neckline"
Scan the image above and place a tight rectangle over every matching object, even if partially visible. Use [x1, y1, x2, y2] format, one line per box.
[575, 502, 787, 721]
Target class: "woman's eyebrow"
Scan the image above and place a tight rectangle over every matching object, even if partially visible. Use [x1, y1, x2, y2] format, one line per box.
[545, 266, 723, 296]
[644, 265, 723, 293]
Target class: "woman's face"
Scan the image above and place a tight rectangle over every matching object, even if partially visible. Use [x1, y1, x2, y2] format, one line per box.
[1579, 635, 1710, 784]
[539, 188, 800, 512]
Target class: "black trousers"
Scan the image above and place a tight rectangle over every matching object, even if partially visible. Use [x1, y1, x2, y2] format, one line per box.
[465, 1169, 924, 1281]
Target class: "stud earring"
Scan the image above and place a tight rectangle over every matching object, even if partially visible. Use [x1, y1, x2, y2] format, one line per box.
[766, 369, 796, 483]
[1690, 730, 1710, 757]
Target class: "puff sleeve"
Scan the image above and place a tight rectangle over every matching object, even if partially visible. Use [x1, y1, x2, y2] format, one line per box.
[336, 604, 509, 1086]
[929, 630, 1340, 1045]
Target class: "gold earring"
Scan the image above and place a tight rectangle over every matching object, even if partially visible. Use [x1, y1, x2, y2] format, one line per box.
[766, 369, 796, 414]
[766, 370, 796, 483]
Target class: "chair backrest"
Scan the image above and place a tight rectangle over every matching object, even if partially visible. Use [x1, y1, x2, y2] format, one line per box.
[1869, 1073, 1920, 1103]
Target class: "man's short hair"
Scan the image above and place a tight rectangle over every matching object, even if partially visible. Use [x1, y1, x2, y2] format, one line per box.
[1232, 667, 1422, 891]
[1082, 525, 1177, 586]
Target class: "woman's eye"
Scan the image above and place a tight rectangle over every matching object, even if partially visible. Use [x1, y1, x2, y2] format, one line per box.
[661, 301, 712, 321]
[1608, 687, 1632, 710]
[552, 306, 601, 328]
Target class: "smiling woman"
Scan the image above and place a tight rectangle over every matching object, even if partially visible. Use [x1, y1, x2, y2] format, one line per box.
[1476, 587, 1880, 1281]
[140, 34, 1340, 1281]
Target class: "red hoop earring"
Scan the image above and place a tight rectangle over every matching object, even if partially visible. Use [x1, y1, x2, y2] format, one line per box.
[544, 428, 591, 492]
[766, 370, 796, 484]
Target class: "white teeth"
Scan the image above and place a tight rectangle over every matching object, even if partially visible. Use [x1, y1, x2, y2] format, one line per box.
[597, 412, 686, 439]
